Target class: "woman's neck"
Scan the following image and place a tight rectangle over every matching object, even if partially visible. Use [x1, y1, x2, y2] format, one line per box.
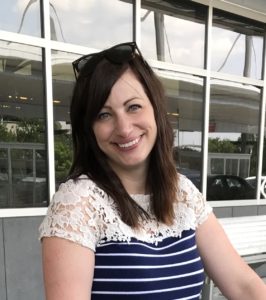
[120, 175, 147, 195]
[110, 165, 148, 195]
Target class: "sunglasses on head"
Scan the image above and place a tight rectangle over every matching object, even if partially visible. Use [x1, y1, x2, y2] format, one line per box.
[72, 42, 147, 80]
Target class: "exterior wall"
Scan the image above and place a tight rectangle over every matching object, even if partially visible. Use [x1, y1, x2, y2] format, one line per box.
[0, 219, 6, 300]
[213, 204, 266, 217]
[0, 217, 44, 300]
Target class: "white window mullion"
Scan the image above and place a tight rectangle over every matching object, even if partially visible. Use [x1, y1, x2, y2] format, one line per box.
[256, 32, 266, 203]
[42, 0, 55, 201]
[134, 0, 141, 47]
[202, 4, 213, 197]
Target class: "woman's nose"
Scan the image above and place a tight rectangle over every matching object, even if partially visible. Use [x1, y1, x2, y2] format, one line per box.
[114, 114, 133, 137]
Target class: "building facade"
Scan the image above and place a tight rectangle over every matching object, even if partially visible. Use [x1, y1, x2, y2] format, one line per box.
[0, 0, 266, 299]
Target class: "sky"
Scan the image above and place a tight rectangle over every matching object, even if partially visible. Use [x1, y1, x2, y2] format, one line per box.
[0, 0, 263, 78]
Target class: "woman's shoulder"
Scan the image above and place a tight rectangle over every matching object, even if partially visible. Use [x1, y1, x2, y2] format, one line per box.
[50, 174, 111, 209]
[176, 173, 212, 226]
[177, 173, 200, 195]
[39, 175, 110, 250]
[56, 174, 104, 199]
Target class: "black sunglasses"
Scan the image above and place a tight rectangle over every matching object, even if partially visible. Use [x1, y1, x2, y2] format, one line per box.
[72, 42, 147, 80]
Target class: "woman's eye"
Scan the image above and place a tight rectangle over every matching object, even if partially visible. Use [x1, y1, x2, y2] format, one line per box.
[128, 104, 141, 112]
[97, 112, 111, 120]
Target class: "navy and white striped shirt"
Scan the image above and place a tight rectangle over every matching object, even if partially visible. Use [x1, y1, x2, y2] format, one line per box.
[39, 174, 212, 299]
[92, 230, 204, 299]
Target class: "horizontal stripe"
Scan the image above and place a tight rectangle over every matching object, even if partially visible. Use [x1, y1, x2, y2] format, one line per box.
[95, 253, 199, 268]
[95, 245, 197, 258]
[94, 262, 204, 280]
[92, 272, 205, 294]
[93, 268, 204, 282]
[92, 280, 204, 295]
[172, 292, 201, 300]
[95, 256, 201, 269]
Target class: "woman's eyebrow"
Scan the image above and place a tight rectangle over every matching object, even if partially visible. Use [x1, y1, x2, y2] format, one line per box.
[123, 97, 140, 106]
[102, 97, 140, 110]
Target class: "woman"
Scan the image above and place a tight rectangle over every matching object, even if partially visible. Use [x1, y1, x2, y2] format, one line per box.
[39, 42, 266, 299]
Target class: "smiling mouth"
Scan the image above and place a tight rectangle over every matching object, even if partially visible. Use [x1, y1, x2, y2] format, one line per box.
[117, 137, 141, 148]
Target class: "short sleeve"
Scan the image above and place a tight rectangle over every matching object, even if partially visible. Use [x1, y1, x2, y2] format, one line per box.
[39, 178, 101, 251]
[179, 174, 212, 226]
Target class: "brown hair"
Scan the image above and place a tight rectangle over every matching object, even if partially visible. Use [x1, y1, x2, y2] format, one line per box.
[69, 54, 178, 227]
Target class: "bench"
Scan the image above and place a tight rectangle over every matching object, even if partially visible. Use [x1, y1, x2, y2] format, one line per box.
[201, 215, 266, 300]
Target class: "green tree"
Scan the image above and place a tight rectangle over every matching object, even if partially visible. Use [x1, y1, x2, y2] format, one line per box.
[208, 138, 237, 153]
[1, 119, 73, 182]
[16, 119, 45, 143]
[0, 123, 16, 142]
[54, 133, 72, 182]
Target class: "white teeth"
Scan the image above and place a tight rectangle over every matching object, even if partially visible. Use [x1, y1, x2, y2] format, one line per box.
[118, 138, 140, 148]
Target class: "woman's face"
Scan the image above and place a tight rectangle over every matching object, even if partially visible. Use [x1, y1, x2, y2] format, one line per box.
[92, 69, 157, 176]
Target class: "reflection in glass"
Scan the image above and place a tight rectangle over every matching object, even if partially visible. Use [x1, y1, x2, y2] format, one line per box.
[156, 70, 204, 189]
[211, 158, 224, 174]
[0, 0, 41, 37]
[52, 50, 76, 186]
[11, 146, 47, 207]
[208, 79, 261, 200]
[207, 174, 256, 201]
[212, 9, 264, 79]
[49, 0, 133, 48]
[0, 149, 9, 207]
[141, 0, 206, 68]
[226, 159, 238, 176]
[0, 40, 48, 207]
[226, 0, 266, 15]
[260, 116, 266, 198]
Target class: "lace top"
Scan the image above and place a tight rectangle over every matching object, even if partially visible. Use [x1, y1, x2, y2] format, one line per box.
[39, 174, 212, 299]
[39, 174, 212, 250]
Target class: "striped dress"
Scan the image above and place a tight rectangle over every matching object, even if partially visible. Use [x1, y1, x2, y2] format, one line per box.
[39, 174, 212, 299]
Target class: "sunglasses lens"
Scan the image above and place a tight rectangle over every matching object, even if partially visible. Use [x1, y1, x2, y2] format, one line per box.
[74, 54, 101, 76]
[106, 44, 134, 64]
[77, 58, 90, 72]
[73, 43, 138, 78]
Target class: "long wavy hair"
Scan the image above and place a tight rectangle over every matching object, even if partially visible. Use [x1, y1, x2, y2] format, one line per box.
[69, 54, 178, 228]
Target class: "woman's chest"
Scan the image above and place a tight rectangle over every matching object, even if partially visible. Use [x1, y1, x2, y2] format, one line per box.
[91, 229, 205, 300]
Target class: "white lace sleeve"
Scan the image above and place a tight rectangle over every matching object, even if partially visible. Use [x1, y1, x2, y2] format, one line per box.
[178, 174, 212, 226]
[39, 178, 101, 251]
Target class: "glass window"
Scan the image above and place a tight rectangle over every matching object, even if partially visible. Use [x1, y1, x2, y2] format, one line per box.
[0, 148, 9, 206]
[208, 79, 261, 200]
[261, 177, 266, 198]
[226, 159, 238, 175]
[207, 174, 256, 200]
[239, 159, 250, 178]
[0, 0, 41, 37]
[0, 40, 47, 208]
[212, 9, 264, 79]
[52, 50, 76, 187]
[261, 121, 266, 199]
[225, 0, 266, 14]
[210, 158, 224, 174]
[49, 0, 133, 48]
[141, 0, 207, 68]
[156, 70, 204, 188]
